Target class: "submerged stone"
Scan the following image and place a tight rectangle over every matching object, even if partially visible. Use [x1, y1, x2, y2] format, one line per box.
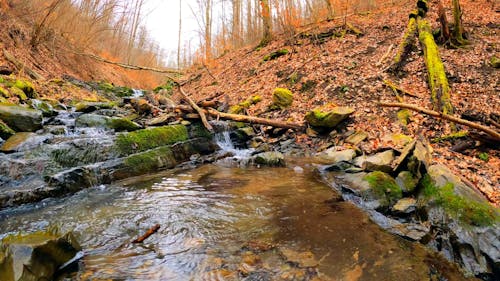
[0, 103, 43, 132]
[305, 106, 354, 128]
[0, 229, 81, 281]
[254, 151, 285, 166]
[1, 132, 49, 153]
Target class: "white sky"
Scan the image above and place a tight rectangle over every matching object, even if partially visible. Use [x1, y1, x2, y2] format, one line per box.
[143, 0, 200, 60]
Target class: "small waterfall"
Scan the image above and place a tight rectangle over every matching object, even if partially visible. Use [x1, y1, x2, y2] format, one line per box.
[212, 121, 254, 166]
[132, 89, 144, 98]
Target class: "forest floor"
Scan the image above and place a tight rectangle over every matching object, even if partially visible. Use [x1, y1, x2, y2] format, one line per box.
[180, 0, 499, 205]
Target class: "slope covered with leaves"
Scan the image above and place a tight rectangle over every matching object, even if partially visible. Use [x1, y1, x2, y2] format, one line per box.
[181, 0, 499, 204]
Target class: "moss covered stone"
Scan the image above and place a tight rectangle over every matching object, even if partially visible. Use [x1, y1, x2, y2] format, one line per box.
[364, 171, 403, 207]
[305, 106, 354, 128]
[0, 86, 10, 98]
[115, 124, 188, 156]
[13, 79, 37, 99]
[123, 146, 176, 175]
[9, 86, 27, 101]
[76, 114, 140, 132]
[420, 174, 499, 226]
[397, 109, 411, 125]
[229, 95, 262, 114]
[0, 119, 15, 139]
[75, 101, 116, 113]
[272, 88, 293, 109]
[263, 49, 289, 61]
[491, 56, 500, 68]
[0, 103, 43, 132]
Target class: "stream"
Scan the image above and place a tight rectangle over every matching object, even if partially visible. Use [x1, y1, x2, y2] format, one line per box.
[0, 160, 471, 280]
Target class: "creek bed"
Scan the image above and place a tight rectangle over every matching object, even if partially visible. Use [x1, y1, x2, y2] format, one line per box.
[0, 162, 472, 280]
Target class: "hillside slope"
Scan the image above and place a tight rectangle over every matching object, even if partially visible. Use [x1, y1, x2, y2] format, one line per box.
[181, 0, 499, 204]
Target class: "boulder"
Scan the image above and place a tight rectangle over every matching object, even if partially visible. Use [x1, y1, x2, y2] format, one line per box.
[305, 106, 354, 128]
[354, 150, 395, 173]
[392, 198, 417, 214]
[0, 119, 15, 139]
[254, 151, 285, 166]
[0, 104, 42, 132]
[74, 101, 115, 113]
[395, 171, 418, 193]
[75, 114, 141, 132]
[1, 132, 49, 153]
[316, 147, 356, 164]
[28, 99, 57, 117]
[0, 229, 81, 281]
[272, 88, 293, 109]
[13, 78, 38, 99]
[427, 164, 485, 202]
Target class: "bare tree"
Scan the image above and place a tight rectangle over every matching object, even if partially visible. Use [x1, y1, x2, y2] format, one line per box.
[259, 0, 272, 46]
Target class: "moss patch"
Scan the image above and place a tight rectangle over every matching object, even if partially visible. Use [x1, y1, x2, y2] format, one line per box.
[0, 119, 15, 139]
[13, 79, 37, 98]
[491, 56, 500, 68]
[305, 106, 354, 128]
[272, 88, 293, 109]
[229, 95, 262, 114]
[432, 130, 468, 143]
[421, 174, 499, 226]
[115, 125, 188, 156]
[397, 109, 411, 125]
[124, 146, 175, 175]
[364, 171, 403, 206]
[263, 49, 289, 61]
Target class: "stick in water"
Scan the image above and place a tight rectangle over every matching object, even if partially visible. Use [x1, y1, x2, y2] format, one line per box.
[132, 224, 161, 243]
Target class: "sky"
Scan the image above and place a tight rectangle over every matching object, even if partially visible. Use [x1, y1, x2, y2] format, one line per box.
[142, 0, 200, 59]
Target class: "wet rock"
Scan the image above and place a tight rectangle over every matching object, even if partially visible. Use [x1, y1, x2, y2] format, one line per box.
[76, 114, 141, 132]
[279, 248, 318, 268]
[305, 106, 354, 128]
[395, 171, 418, 193]
[345, 131, 368, 145]
[145, 113, 177, 126]
[0, 119, 15, 139]
[0, 229, 81, 281]
[1, 132, 50, 153]
[74, 101, 115, 113]
[392, 198, 417, 214]
[28, 99, 57, 117]
[354, 150, 395, 173]
[316, 147, 356, 164]
[0, 104, 43, 132]
[254, 151, 285, 166]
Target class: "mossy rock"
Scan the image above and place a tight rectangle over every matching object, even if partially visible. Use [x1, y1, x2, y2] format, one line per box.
[305, 106, 354, 128]
[229, 95, 262, 114]
[115, 124, 189, 156]
[28, 99, 57, 117]
[490, 56, 499, 68]
[397, 109, 411, 125]
[0, 119, 15, 139]
[13, 79, 37, 99]
[75, 101, 116, 113]
[272, 88, 293, 109]
[263, 49, 289, 61]
[395, 171, 418, 193]
[75, 114, 141, 132]
[254, 151, 285, 166]
[0, 86, 10, 98]
[0, 103, 43, 132]
[8, 87, 27, 101]
[364, 171, 403, 208]
[0, 229, 81, 281]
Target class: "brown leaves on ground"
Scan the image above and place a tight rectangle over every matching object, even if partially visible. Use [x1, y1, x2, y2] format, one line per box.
[180, 0, 499, 205]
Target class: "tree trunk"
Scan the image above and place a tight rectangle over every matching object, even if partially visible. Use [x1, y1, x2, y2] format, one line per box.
[437, 0, 450, 42]
[452, 0, 467, 45]
[259, 0, 272, 46]
[417, 18, 453, 115]
[177, 0, 182, 71]
[205, 0, 212, 60]
[390, 11, 418, 71]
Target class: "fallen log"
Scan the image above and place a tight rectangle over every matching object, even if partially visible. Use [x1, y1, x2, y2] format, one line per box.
[390, 11, 418, 72]
[205, 108, 304, 130]
[177, 86, 213, 132]
[132, 224, 161, 243]
[378, 102, 500, 140]
[417, 18, 453, 115]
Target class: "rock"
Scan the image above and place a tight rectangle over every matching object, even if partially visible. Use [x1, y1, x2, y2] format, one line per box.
[74, 101, 115, 113]
[0, 103, 43, 132]
[254, 151, 285, 166]
[76, 114, 141, 132]
[8, 87, 27, 101]
[145, 113, 177, 126]
[1, 132, 49, 153]
[354, 150, 395, 173]
[272, 88, 293, 108]
[316, 147, 356, 164]
[13, 78, 38, 99]
[392, 198, 417, 214]
[392, 140, 416, 172]
[395, 171, 418, 193]
[342, 171, 402, 209]
[130, 98, 153, 114]
[413, 140, 432, 170]
[345, 131, 368, 145]
[427, 164, 485, 202]
[0, 229, 81, 281]
[279, 248, 318, 268]
[305, 106, 354, 128]
[28, 99, 58, 117]
[0, 119, 15, 139]
[491, 56, 500, 68]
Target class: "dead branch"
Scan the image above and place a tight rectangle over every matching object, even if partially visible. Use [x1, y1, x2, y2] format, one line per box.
[205, 108, 304, 130]
[383, 79, 419, 97]
[378, 102, 500, 140]
[132, 224, 161, 243]
[376, 44, 394, 67]
[75, 52, 182, 74]
[177, 86, 213, 132]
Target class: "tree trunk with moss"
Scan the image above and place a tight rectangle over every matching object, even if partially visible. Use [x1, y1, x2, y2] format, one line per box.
[391, 11, 418, 72]
[417, 18, 453, 114]
[452, 0, 467, 45]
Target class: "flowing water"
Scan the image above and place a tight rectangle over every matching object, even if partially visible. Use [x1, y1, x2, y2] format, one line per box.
[0, 161, 471, 280]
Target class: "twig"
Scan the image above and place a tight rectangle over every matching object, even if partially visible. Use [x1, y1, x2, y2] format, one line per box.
[383, 80, 419, 97]
[376, 44, 394, 66]
[378, 102, 500, 140]
[132, 224, 161, 243]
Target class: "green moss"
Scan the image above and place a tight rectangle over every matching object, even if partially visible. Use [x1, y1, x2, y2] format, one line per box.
[490, 56, 500, 68]
[124, 146, 175, 175]
[98, 82, 114, 92]
[0, 86, 10, 98]
[108, 117, 140, 132]
[305, 106, 354, 128]
[263, 49, 289, 61]
[13, 79, 37, 98]
[364, 171, 403, 206]
[272, 88, 293, 108]
[9, 86, 27, 101]
[432, 130, 468, 143]
[421, 174, 499, 226]
[115, 124, 188, 156]
[229, 95, 262, 114]
[418, 19, 453, 115]
[153, 80, 176, 93]
[397, 109, 411, 125]
[0, 119, 15, 139]
[478, 152, 489, 162]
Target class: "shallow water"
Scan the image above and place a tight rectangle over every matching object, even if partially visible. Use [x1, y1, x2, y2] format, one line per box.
[0, 163, 472, 280]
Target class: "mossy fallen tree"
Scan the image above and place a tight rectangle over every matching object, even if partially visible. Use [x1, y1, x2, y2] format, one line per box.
[390, 11, 418, 72]
[417, 18, 453, 115]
